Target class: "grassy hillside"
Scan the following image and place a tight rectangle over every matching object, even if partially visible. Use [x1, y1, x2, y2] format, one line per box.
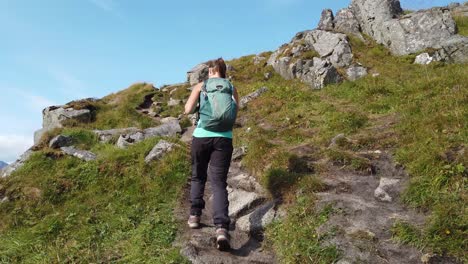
[227, 35, 467, 262]
[0, 18, 466, 264]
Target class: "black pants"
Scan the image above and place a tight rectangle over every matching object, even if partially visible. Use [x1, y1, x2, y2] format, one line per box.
[190, 137, 233, 229]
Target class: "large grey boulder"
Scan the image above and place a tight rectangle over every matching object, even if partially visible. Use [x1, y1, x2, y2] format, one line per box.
[1, 150, 33, 178]
[49, 135, 73, 149]
[334, 8, 362, 37]
[61, 147, 97, 162]
[34, 106, 92, 145]
[300, 58, 343, 89]
[270, 57, 295, 80]
[350, 0, 466, 62]
[432, 35, 468, 63]
[381, 8, 456, 55]
[318, 9, 334, 31]
[351, 0, 403, 45]
[144, 140, 175, 163]
[187, 63, 208, 85]
[304, 30, 353, 67]
[143, 120, 182, 138]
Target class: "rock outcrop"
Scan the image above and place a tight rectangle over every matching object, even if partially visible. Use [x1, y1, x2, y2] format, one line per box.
[1, 150, 34, 178]
[268, 0, 467, 82]
[315, 0, 468, 63]
[187, 63, 208, 85]
[34, 106, 93, 145]
[318, 9, 335, 31]
[93, 120, 182, 148]
[267, 29, 355, 88]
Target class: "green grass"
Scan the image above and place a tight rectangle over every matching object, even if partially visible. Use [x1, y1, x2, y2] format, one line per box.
[0, 138, 189, 263]
[455, 16, 468, 36]
[266, 193, 340, 263]
[228, 31, 467, 261]
[1, 16, 467, 262]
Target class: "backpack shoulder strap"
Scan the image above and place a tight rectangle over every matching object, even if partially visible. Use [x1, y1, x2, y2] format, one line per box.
[201, 79, 208, 94]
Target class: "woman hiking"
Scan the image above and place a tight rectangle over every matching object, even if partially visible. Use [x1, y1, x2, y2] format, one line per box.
[184, 58, 239, 251]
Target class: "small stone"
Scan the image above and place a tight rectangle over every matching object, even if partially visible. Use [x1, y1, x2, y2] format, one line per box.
[93, 127, 140, 143]
[145, 140, 175, 163]
[168, 98, 181, 106]
[346, 65, 368, 81]
[49, 135, 73, 149]
[374, 177, 400, 202]
[329, 133, 346, 148]
[116, 132, 145, 149]
[414, 53, 434, 65]
[264, 72, 272, 80]
[253, 55, 266, 65]
[231, 146, 247, 161]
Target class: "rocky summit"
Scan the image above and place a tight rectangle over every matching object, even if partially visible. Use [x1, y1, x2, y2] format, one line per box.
[0, 0, 466, 263]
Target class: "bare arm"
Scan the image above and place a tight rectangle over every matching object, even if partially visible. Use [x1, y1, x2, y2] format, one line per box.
[184, 82, 202, 115]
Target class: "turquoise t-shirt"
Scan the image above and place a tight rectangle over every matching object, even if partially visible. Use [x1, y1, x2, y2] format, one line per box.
[193, 78, 235, 139]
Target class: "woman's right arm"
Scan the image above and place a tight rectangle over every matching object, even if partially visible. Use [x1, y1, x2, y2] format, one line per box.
[184, 82, 202, 115]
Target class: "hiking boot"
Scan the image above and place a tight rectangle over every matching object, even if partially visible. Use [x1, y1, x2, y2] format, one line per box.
[216, 228, 230, 251]
[187, 215, 201, 229]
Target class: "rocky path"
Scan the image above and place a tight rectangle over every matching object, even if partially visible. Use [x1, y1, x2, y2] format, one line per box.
[174, 151, 278, 264]
[315, 150, 429, 264]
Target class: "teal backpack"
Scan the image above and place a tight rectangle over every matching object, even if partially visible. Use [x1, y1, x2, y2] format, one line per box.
[198, 78, 237, 132]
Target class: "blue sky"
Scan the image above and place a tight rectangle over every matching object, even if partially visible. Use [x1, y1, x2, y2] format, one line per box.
[0, 0, 456, 162]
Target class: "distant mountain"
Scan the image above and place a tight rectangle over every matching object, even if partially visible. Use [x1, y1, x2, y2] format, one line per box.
[0, 161, 8, 169]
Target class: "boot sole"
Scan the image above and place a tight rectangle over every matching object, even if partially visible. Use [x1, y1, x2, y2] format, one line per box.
[216, 237, 231, 251]
[187, 221, 200, 229]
